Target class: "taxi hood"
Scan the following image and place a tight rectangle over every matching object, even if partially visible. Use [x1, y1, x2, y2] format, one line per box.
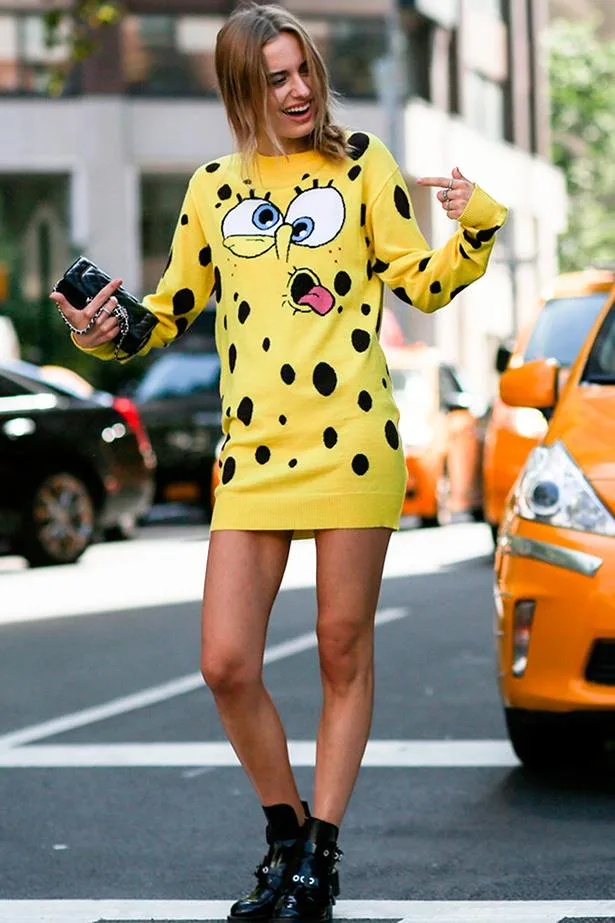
[549, 385, 615, 492]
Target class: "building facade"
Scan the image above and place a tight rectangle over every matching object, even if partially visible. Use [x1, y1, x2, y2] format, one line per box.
[0, 0, 566, 394]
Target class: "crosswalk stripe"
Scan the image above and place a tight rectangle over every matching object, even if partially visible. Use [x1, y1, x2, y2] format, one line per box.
[1, 899, 614, 923]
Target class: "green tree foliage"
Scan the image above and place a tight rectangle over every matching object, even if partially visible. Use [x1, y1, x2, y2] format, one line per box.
[549, 18, 615, 271]
[43, 1, 124, 96]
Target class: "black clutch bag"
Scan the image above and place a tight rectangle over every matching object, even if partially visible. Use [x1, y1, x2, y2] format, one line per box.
[54, 256, 159, 358]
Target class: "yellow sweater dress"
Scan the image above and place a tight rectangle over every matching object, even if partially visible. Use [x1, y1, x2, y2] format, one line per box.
[78, 131, 507, 533]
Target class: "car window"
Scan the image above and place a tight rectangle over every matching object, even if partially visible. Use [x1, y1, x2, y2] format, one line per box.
[582, 304, 615, 383]
[523, 292, 609, 366]
[135, 353, 221, 401]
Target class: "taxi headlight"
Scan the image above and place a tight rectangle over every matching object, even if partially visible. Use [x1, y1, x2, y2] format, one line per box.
[515, 441, 615, 536]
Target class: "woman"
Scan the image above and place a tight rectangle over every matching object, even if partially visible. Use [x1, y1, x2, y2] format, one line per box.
[51, 4, 507, 920]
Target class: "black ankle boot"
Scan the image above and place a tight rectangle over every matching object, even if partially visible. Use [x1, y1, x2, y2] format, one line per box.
[272, 817, 343, 923]
[228, 803, 309, 922]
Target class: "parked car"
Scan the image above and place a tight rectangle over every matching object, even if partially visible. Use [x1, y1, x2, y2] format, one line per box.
[494, 283, 615, 769]
[483, 268, 615, 542]
[131, 348, 222, 512]
[0, 360, 155, 566]
[387, 344, 485, 526]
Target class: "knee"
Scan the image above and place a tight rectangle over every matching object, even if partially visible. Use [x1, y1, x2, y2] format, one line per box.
[201, 649, 260, 697]
[317, 618, 372, 688]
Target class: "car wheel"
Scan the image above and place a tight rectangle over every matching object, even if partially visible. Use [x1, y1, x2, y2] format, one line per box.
[505, 708, 603, 771]
[17, 471, 95, 567]
[103, 515, 138, 542]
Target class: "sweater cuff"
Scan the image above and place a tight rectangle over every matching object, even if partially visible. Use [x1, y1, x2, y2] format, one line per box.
[458, 184, 508, 232]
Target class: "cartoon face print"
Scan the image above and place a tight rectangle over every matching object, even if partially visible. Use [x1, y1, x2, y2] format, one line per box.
[222, 182, 346, 316]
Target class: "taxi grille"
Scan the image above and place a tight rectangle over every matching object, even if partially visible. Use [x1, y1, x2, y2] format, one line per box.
[585, 640, 615, 686]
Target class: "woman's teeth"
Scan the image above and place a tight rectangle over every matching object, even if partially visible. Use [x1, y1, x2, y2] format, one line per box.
[284, 104, 310, 115]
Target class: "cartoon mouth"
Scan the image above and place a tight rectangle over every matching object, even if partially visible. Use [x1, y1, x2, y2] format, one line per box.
[290, 271, 335, 316]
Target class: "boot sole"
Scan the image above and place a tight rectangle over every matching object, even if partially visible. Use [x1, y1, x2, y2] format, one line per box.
[228, 916, 273, 923]
[270, 916, 332, 923]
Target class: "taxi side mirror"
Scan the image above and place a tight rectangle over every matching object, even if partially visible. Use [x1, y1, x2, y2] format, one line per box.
[499, 358, 558, 409]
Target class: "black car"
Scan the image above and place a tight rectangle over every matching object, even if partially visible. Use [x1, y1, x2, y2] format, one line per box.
[0, 360, 155, 566]
[131, 348, 222, 512]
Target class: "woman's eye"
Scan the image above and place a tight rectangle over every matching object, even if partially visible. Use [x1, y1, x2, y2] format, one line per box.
[285, 188, 345, 248]
[222, 199, 283, 238]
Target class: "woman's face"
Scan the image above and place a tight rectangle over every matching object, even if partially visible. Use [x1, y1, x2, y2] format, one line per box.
[259, 31, 315, 155]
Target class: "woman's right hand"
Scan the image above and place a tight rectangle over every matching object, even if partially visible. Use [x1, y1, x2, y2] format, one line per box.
[49, 278, 123, 349]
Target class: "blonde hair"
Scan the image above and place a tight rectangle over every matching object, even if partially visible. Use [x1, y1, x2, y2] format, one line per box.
[215, 2, 349, 163]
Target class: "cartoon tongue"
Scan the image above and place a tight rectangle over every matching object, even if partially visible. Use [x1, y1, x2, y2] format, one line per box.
[298, 285, 335, 316]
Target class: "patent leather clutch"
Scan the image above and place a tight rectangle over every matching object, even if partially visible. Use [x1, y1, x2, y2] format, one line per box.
[54, 256, 159, 358]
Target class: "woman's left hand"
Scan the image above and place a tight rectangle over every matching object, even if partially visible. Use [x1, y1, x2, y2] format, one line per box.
[416, 167, 474, 221]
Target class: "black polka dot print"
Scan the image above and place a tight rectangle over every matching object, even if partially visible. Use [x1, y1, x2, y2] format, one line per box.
[223, 315, 227, 330]
[348, 165, 362, 181]
[323, 427, 338, 448]
[394, 287, 413, 305]
[358, 390, 372, 412]
[221, 456, 236, 484]
[181, 214, 189, 226]
[334, 272, 352, 296]
[279, 415, 287, 425]
[313, 362, 337, 396]
[430, 281, 442, 294]
[367, 262, 373, 281]
[451, 284, 468, 299]
[173, 288, 195, 315]
[376, 307, 383, 335]
[237, 397, 253, 426]
[233, 292, 239, 302]
[205, 161, 221, 173]
[394, 186, 411, 220]
[385, 420, 400, 450]
[477, 225, 500, 242]
[289, 458, 298, 468]
[163, 249, 173, 275]
[459, 244, 470, 260]
[348, 132, 370, 160]
[174, 318, 188, 338]
[382, 377, 388, 388]
[225, 406, 231, 417]
[361, 304, 371, 316]
[419, 256, 431, 272]
[372, 259, 389, 274]
[281, 364, 296, 385]
[255, 446, 271, 465]
[360, 204, 366, 227]
[351, 329, 370, 353]
[213, 266, 222, 302]
[352, 454, 369, 476]
[199, 246, 211, 266]
[463, 230, 482, 250]
[238, 300, 251, 324]
[218, 184, 232, 200]
[229, 344, 237, 373]
[262, 337, 271, 351]
[337, 306, 343, 314]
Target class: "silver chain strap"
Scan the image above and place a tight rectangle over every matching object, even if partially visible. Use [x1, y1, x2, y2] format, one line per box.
[56, 299, 130, 360]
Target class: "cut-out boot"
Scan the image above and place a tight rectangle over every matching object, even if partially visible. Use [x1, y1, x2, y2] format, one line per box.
[228, 802, 309, 922]
[272, 817, 342, 923]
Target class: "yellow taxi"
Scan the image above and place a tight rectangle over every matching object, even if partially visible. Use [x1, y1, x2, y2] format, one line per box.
[494, 285, 615, 769]
[483, 269, 615, 542]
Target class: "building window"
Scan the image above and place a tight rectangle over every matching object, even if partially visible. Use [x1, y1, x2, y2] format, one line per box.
[0, 13, 71, 95]
[140, 174, 192, 295]
[308, 17, 389, 100]
[464, 69, 504, 141]
[122, 15, 222, 96]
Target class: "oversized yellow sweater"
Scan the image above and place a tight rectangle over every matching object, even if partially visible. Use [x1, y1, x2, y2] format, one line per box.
[78, 131, 507, 532]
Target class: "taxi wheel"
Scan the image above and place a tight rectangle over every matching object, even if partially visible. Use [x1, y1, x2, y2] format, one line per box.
[505, 709, 603, 771]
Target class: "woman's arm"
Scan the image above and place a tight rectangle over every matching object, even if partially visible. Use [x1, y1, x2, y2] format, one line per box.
[368, 167, 507, 314]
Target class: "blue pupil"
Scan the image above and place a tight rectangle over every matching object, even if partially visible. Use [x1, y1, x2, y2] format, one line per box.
[291, 216, 315, 243]
[253, 203, 280, 231]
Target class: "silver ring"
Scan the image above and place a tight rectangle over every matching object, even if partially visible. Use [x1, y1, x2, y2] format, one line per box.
[443, 188, 449, 202]
[100, 306, 112, 316]
[448, 178, 454, 189]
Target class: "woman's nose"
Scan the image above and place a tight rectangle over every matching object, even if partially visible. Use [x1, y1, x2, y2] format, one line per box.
[290, 73, 310, 97]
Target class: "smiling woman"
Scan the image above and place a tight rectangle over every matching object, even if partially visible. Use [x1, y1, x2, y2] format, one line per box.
[51, 3, 507, 919]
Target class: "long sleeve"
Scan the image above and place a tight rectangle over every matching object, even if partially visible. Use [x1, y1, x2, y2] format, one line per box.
[368, 167, 508, 314]
[73, 175, 215, 361]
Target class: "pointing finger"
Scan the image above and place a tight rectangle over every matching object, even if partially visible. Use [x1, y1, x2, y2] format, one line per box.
[416, 176, 452, 188]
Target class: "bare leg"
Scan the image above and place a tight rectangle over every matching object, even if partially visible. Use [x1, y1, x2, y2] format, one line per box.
[201, 529, 304, 822]
[313, 528, 392, 826]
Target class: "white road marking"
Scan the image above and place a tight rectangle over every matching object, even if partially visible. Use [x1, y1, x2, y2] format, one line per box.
[0, 739, 518, 768]
[0, 608, 410, 751]
[0, 899, 614, 923]
[0, 523, 493, 624]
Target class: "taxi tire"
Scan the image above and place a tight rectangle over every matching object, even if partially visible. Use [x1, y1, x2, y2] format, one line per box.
[505, 708, 603, 771]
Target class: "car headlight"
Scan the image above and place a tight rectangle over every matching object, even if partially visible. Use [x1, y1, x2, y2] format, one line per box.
[514, 441, 615, 536]
[512, 407, 548, 440]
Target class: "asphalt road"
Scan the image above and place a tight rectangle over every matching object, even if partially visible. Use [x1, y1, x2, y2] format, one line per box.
[1, 520, 615, 923]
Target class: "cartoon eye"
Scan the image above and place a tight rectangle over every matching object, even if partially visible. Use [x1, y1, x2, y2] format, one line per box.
[222, 199, 283, 239]
[284, 188, 345, 248]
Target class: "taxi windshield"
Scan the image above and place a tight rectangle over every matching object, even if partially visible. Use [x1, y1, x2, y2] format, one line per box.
[390, 367, 432, 408]
[582, 303, 615, 384]
[523, 292, 609, 366]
